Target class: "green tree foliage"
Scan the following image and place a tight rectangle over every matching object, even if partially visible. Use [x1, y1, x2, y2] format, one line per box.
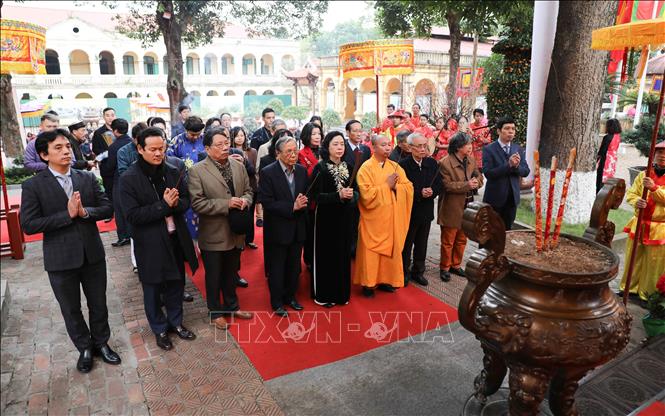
[102, 1, 328, 122]
[480, 53, 504, 88]
[485, 3, 533, 145]
[375, 1, 515, 112]
[307, 18, 381, 57]
[361, 112, 377, 130]
[245, 101, 265, 119]
[622, 115, 665, 158]
[321, 109, 342, 130]
[281, 106, 310, 124]
[266, 98, 285, 115]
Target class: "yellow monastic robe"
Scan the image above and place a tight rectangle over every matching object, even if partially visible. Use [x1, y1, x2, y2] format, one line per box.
[619, 169, 665, 300]
[354, 156, 414, 288]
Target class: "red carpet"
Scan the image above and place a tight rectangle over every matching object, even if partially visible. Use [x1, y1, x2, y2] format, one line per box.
[1, 193, 118, 244]
[188, 226, 458, 380]
[639, 401, 665, 416]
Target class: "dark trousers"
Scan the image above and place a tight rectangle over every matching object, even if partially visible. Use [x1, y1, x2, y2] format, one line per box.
[266, 241, 303, 310]
[201, 249, 241, 319]
[350, 207, 360, 257]
[494, 200, 517, 231]
[102, 176, 114, 201]
[245, 199, 257, 244]
[303, 209, 315, 267]
[48, 258, 110, 351]
[142, 235, 186, 334]
[402, 219, 432, 279]
[142, 280, 184, 334]
[112, 182, 129, 240]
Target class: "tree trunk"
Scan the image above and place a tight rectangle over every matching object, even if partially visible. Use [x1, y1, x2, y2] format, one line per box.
[445, 10, 461, 113]
[0, 74, 24, 158]
[469, 33, 479, 110]
[157, 0, 187, 126]
[538, 0, 618, 224]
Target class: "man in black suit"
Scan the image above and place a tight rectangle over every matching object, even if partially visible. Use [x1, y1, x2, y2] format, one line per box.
[20, 130, 119, 373]
[343, 119, 371, 168]
[120, 127, 199, 351]
[92, 107, 116, 199]
[389, 129, 412, 163]
[343, 120, 371, 258]
[67, 122, 95, 171]
[400, 132, 440, 286]
[482, 116, 530, 230]
[107, 119, 132, 247]
[258, 136, 308, 317]
[250, 107, 276, 150]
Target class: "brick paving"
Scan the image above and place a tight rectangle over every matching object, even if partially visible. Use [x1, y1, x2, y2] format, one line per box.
[1, 232, 282, 416]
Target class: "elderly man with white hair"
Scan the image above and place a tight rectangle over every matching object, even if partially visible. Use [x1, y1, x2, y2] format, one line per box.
[399, 132, 441, 286]
[257, 136, 309, 317]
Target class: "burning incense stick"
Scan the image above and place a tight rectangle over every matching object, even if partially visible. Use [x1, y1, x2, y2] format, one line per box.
[551, 149, 577, 249]
[543, 156, 558, 250]
[533, 151, 543, 252]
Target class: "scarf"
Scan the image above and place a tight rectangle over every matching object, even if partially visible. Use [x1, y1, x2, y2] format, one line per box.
[138, 157, 167, 197]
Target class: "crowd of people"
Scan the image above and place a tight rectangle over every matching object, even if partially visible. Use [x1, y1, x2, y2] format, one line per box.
[18, 102, 663, 374]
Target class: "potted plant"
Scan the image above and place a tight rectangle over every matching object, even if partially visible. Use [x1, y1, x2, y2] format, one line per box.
[642, 274, 665, 338]
[622, 115, 665, 185]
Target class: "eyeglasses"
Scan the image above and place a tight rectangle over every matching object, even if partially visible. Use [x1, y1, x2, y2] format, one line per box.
[279, 149, 298, 155]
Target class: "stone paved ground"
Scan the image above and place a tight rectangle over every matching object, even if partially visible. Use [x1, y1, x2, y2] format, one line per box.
[0, 172, 649, 415]
[1, 232, 282, 416]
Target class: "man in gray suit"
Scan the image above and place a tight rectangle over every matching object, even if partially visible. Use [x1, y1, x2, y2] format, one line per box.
[21, 130, 119, 373]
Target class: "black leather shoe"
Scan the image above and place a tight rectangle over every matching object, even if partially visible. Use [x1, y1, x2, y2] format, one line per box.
[440, 270, 451, 282]
[377, 284, 395, 293]
[170, 325, 196, 340]
[362, 287, 375, 298]
[155, 332, 173, 351]
[450, 267, 466, 277]
[94, 344, 121, 365]
[247, 242, 258, 249]
[183, 291, 194, 302]
[274, 307, 288, 317]
[411, 274, 429, 286]
[76, 348, 93, 373]
[112, 238, 130, 247]
[236, 277, 249, 288]
[288, 300, 304, 311]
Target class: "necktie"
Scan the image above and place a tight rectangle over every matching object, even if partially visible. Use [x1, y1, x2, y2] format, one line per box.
[503, 144, 510, 155]
[61, 175, 73, 198]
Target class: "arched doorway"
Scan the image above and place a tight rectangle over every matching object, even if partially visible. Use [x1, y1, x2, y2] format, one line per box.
[385, 77, 402, 110]
[260, 54, 274, 75]
[99, 51, 115, 75]
[414, 78, 435, 115]
[69, 50, 91, 74]
[45, 49, 61, 74]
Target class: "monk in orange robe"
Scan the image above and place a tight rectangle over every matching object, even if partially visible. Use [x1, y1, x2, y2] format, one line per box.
[354, 134, 414, 297]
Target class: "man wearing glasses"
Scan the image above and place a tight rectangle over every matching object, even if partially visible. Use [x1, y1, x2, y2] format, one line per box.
[399, 133, 440, 287]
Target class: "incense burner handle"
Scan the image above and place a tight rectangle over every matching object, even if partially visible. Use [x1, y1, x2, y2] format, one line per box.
[459, 203, 512, 333]
[583, 178, 626, 247]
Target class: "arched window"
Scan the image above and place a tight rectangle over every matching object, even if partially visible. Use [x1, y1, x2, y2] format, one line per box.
[45, 50, 61, 74]
[144, 55, 158, 75]
[224, 90, 236, 96]
[122, 54, 136, 75]
[221, 54, 234, 75]
[260, 54, 274, 75]
[204, 54, 217, 75]
[185, 54, 200, 75]
[242, 54, 256, 75]
[75, 92, 93, 99]
[69, 50, 91, 75]
[99, 51, 115, 75]
[104, 92, 118, 98]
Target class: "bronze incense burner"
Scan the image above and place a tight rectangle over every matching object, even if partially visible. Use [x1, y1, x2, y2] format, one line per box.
[459, 178, 632, 415]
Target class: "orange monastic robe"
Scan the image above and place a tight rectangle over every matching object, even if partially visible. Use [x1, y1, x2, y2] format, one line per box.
[354, 156, 414, 288]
